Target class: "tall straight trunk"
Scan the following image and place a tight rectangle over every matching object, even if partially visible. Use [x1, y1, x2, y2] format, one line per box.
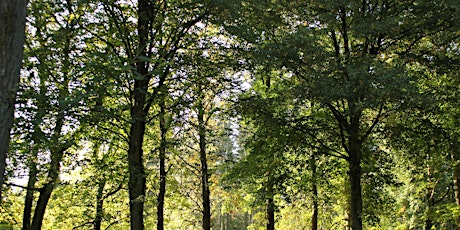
[23, 162, 37, 230]
[94, 180, 106, 230]
[311, 154, 318, 230]
[266, 196, 275, 230]
[30, 147, 66, 230]
[0, 0, 27, 202]
[348, 155, 362, 230]
[157, 97, 167, 230]
[264, 65, 275, 230]
[128, 1, 151, 229]
[328, 103, 363, 230]
[198, 100, 211, 230]
[348, 113, 363, 230]
[127, 93, 147, 230]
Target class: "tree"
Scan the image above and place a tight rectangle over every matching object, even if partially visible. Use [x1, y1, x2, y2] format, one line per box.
[223, 1, 459, 229]
[9, 1, 93, 229]
[0, 0, 27, 202]
[81, 0, 211, 228]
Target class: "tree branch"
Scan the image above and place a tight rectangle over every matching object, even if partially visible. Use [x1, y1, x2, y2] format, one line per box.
[4, 182, 41, 191]
[72, 221, 94, 229]
[362, 100, 385, 141]
[103, 184, 123, 200]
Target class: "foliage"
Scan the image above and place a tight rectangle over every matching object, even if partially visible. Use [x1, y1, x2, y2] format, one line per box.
[1, 0, 459, 229]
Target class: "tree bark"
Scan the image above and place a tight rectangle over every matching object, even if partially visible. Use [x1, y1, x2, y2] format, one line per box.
[348, 113, 363, 230]
[127, 1, 151, 229]
[30, 147, 66, 230]
[198, 99, 211, 230]
[127, 90, 147, 230]
[22, 161, 37, 230]
[348, 151, 363, 230]
[425, 166, 435, 230]
[311, 154, 318, 230]
[0, 0, 27, 202]
[266, 171, 275, 230]
[94, 180, 106, 230]
[451, 142, 460, 230]
[266, 196, 275, 230]
[454, 165, 460, 229]
[157, 96, 167, 230]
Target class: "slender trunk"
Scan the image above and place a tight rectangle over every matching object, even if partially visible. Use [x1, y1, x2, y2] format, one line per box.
[452, 142, 460, 230]
[264, 61, 275, 230]
[23, 162, 37, 230]
[348, 113, 363, 230]
[30, 185, 53, 230]
[128, 1, 151, 229]
[454, 166, 460, 230]
[225, 212, 230, 230]
[425, 166, 435, 230]
[0, 0, 27, 202]
[454, 165, 460, 229]
[30, 147, 66, 230]
[157, 97, 167, 230]
[219, 211, 223, 230]
[311, 154, 318, 230]
[266, 196, 275, 230]
[94, 180, 106, 230]
[198, 100, 211, 230]
[244, 212, 249, 229]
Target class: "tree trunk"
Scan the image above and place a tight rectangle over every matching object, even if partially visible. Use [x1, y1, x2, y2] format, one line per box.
[157, 97, 167, 230]
[244, 212, 249, 229]
[30, 147, 66, 230]
[0, 0, 27, 202]
[127, 101, 147, 230]
[225, 212, 230, 230]
[94, 180, 106, 230]
[128, 1, 151, 229]
[348, 151, 363, 230]
[452, 142, 460, 230]
[348, 113, 363, 230]
[311, 154, 318, 230]
[266, 196, 275, 230]
[23, 74, 47, 230]
[29, 12, 75, 228]
[198, 99, 211, 230]
[22, 162, 37, 230]
[425, 166, 435, 230]
[454, 165, 460, 229]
